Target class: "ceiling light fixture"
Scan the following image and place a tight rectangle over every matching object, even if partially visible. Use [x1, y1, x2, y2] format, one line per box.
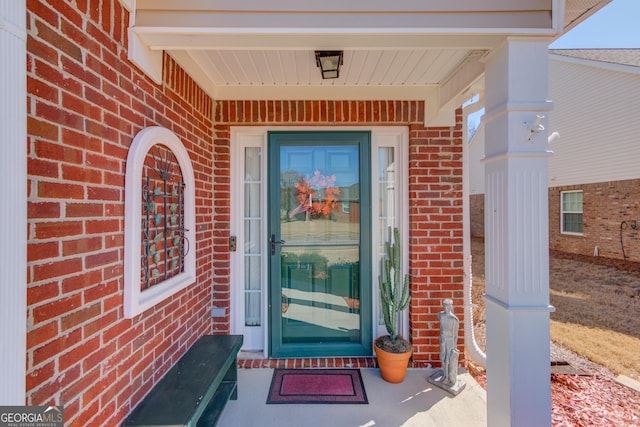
[315, 51, 343, 79]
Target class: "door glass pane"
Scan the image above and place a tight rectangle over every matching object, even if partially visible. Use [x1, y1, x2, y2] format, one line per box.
[378, 146, 396, 242]
[245, 147, 261, 180]
[245, 255, 261, 290]
[245, 183, 261, 217]
[244, 147, 262, 327]
[279, 145, 361, 344]
[377, 147, 396, 326]
[245, 292, 261, 326]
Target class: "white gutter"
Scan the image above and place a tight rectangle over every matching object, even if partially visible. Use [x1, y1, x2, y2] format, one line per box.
[462, 96, 487, 368]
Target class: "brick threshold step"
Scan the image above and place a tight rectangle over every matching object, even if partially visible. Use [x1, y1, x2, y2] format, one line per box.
[237, 355, 431, 369]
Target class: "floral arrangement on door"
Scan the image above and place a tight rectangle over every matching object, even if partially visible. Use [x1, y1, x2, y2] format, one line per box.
[289, 170, 340, 219]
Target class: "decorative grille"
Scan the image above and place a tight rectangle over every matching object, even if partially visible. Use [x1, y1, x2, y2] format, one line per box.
[141, 145, 188, 290]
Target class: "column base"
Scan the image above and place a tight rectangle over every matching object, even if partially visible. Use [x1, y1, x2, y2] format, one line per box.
[485, 295, 554, 427]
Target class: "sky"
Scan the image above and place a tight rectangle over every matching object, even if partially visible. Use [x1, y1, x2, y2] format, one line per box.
[467, 0, 639, 137]
[550, 0, 640, 49]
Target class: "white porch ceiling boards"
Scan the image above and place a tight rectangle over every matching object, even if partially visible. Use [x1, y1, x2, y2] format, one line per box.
[174, 49, 471, 88]
[128, 0, 611, 108]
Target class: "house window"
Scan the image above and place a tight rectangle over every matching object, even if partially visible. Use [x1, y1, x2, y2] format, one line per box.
[124, 127, 196, 318]
[561, 190, 583, 235]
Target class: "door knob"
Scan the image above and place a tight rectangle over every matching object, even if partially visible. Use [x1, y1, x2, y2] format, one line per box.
[270, 234, 286, 255]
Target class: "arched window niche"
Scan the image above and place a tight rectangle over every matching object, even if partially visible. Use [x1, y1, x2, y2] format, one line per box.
[124, 127, 196, 318]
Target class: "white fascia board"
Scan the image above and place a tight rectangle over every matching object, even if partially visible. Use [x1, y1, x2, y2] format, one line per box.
[128, 28, 162, 84]
[132, 17, 555, 32]
[125, 0, 163, 84]
[424, 104, 457, 127]
[439, 50, 486, 110]
[138, 0, 550, 13]
[134, 6, 554, 32]
[133, 26, 559, 52]
[422, 51, 486, 127]
[137, 29, 507, 51]
[118, 0, 135, 13]
[551, 0, 566, 34]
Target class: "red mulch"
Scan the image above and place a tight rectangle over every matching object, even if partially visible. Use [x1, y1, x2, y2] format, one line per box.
[467, 363, 640, 426]
[551, 374, 640, 426]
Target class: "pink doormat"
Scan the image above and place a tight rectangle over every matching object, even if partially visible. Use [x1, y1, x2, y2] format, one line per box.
[266, 369, 368, 404]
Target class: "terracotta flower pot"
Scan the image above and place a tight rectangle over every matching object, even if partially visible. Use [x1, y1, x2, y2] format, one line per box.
[374, 344, 412, 383]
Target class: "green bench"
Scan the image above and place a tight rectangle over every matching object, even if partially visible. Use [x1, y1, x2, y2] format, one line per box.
[122, 335, 243, 427]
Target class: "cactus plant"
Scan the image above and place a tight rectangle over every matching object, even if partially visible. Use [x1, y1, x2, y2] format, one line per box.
[379, 227, 411, 343]
[375, 227, 412, 382]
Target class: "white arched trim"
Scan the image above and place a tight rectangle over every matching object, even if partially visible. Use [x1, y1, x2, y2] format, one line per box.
[124, 126, 196, 318]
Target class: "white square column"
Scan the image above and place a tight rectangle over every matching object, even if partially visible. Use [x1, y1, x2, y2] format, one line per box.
[0, 0, 27, 404]
[483, 38, 554, 427]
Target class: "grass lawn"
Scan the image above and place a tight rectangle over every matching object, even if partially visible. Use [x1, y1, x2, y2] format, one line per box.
[471, 238, 640, 381]
[550, 321, 640, 377]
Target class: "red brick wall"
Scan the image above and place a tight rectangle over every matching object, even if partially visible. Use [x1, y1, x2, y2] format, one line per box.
[26, 2, 214, 426]
[550, 179, 640, 262]
[213, 101, 465, 366]
[26, 3, 465, 423]
[471, 178, 640, 262]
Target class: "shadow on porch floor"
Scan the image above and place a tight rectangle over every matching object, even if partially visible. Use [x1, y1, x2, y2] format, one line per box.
[218, 368, 487, 427]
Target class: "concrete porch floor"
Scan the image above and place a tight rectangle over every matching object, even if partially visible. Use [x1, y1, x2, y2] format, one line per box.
[218, 368, 487, 427]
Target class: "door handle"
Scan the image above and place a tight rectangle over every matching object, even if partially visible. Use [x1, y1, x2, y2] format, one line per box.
[270, 234, 286, 255]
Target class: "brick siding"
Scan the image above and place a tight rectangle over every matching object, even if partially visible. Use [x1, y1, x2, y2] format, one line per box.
[214, 101, 465, 367]
[470, 178, 640, 263]
[27, 2, 214, 426]
[237, 356, 431, 369]
[26, 2, 464, 425]
[550, 179, 640, 262]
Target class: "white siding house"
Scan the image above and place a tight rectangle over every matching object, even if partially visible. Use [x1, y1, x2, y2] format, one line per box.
[470, 49, 640, 262]
[548, 50, 640, 186]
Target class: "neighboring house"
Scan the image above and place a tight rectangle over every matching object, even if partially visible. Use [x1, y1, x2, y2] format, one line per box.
[1, 1, 611, 426]
[469, 49, 640, 263]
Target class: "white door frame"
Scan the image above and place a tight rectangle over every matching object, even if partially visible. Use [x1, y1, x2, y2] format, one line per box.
[229, 126, 408, 356]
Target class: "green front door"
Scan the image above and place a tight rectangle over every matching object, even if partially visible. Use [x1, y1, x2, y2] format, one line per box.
[269, 131, 372, 358]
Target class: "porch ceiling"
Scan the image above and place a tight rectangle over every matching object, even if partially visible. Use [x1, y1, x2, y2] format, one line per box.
[127, 0, 610, 112]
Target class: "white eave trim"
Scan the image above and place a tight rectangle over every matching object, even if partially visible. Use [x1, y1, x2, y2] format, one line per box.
[128, 28, 162, 85]
[118, 0, 135, 13]
[551, 0, 566, 34]
[131, 27, 556, 51]
[125, 0, 163, 85]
